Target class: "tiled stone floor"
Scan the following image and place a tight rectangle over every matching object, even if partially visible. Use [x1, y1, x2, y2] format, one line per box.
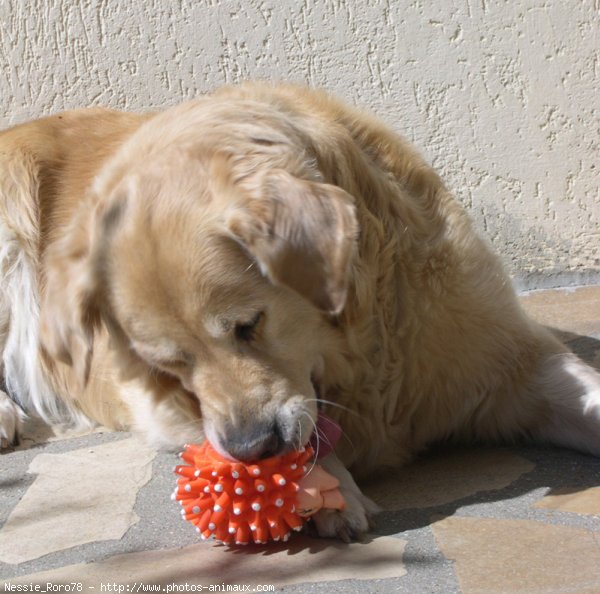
[1, 286, 599, 593]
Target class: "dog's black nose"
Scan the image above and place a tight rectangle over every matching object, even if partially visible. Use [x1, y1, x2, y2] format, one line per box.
[222, 422, 285, 462]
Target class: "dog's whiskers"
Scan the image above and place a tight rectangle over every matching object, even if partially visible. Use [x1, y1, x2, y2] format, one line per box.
[295, 419, 303, 451]
[339, 428, 355, 453]
[303, 397, 358, 455]
[304, 397, 358, 418]
[300, 410, 321, 476]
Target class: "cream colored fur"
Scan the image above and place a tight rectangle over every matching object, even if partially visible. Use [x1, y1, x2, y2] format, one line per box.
[1, 84, 599, 538]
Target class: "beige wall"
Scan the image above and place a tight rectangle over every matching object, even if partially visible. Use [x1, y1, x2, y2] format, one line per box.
[1, 0, 598, 289]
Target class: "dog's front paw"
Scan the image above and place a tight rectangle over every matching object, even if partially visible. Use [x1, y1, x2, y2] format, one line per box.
[308, 452, 380, 542]
[310, 489, 378, 542]
[0, 390, 25, 449]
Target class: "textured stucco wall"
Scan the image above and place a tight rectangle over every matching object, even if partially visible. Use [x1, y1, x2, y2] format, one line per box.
[1, 0, 598, 288]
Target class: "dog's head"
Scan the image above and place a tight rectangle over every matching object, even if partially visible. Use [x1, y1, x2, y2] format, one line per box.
[40, 111, 357, 461]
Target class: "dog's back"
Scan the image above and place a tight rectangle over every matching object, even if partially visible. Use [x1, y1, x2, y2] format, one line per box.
[0, 109, 148, 434]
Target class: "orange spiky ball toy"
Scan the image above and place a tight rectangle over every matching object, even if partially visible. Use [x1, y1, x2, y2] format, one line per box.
[173, 439, 345, 545]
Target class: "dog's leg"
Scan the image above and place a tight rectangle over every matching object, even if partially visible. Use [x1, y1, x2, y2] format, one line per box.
[309, 452, 380, 542]
[0, 389, 25, 448]
[0, 283, 24, 448]
[530, 352, 600, 456]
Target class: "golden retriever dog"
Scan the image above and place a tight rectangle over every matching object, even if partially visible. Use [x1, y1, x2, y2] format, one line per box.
[1, 83, 599, 539]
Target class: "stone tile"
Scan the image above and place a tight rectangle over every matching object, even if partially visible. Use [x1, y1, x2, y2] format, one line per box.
[520, 286, 600, 337]
[9, 535, 407, 588]
[534, 486, 600, 516]
[0, 437, 156, 564]
[364, 448, 534, 510]
[432, 515, 600, 594]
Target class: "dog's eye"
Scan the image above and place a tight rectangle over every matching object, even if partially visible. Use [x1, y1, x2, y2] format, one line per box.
[234, 312, 264, 342]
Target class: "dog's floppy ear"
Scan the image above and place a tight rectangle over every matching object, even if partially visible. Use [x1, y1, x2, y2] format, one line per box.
[39, 189, 124, 386]
[224, 169, 358, 314]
